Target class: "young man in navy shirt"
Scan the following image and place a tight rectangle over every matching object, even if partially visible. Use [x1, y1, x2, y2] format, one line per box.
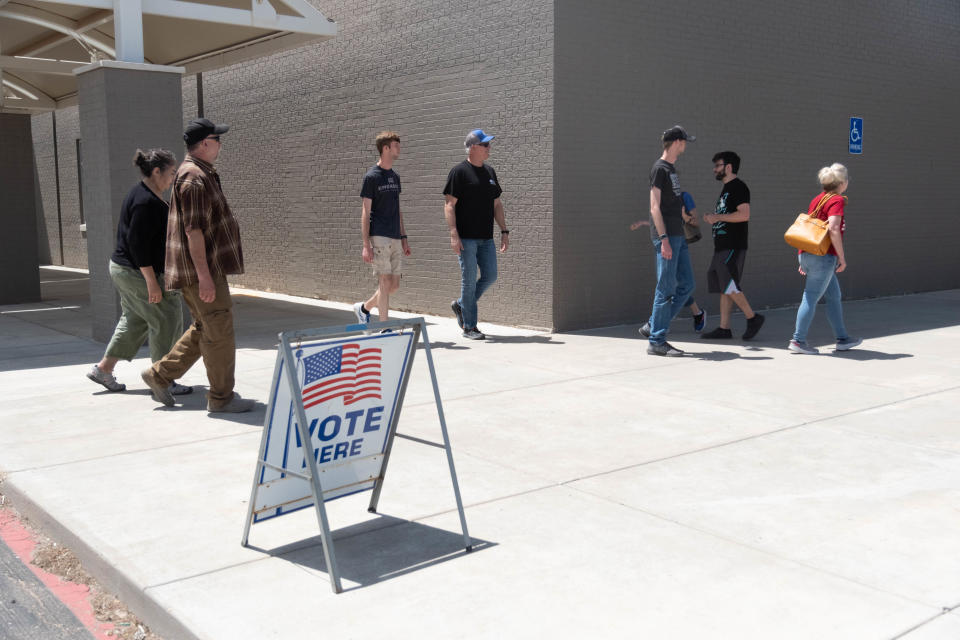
[354, 131, 410, 328]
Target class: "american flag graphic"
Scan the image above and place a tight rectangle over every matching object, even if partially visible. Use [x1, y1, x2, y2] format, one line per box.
[301, 343, 382, 409]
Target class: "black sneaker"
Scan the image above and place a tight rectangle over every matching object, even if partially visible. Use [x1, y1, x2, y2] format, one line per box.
[463, 327, 485, 340]
[638, 322, 651, 338]
[702, 327, 733, 339]
[451, 300, 464, 330]
[693, 309, 707, 332]
[647, 341, 684, 357]
[742, 313, 765, 340]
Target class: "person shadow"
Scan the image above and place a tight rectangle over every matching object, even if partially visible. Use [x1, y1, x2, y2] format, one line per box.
[483, 334, 564, 344]
[685, 350, 774, 361]
[828, 349, 912, 361]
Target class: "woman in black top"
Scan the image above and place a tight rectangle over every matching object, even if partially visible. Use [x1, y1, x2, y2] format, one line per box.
[87, 149, 191, 395]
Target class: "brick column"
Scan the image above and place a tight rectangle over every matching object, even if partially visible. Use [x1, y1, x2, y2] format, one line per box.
[75, 61, 184, 342]
[0, 113, 42, 304]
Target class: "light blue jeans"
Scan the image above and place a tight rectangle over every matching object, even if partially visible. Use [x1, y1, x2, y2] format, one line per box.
[648, 235, 695, 344]
[792, 252, 850, 344]
[457, 238, 498, 329]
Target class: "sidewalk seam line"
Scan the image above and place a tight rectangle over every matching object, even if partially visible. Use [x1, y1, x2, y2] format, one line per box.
[568, 482, 942, 611]
[889, 601, 960, 640]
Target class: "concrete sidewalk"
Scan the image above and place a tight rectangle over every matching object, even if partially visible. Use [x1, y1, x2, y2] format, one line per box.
[1, 267, 959, 639]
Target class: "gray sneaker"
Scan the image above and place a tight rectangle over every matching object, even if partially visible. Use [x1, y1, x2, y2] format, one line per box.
[169, 381, 193, 395]
[638, 322, 651, 338]
[647, 341, 684, 357]
[462, 327, 486, 340]
[208, 392, 256, 413]
[788, 340, 819, 355]
[141, 368, 175, 406]
[835, 337, 863, 351]
[87, 365, 125, 392]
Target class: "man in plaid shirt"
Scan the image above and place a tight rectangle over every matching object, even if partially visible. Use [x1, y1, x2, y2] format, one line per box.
[141, 118, 255, 413]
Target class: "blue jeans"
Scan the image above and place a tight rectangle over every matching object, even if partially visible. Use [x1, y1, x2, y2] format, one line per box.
[792, 252, 850, 344]
[648, 235, 695, 344]
[457, 238, 498, 329]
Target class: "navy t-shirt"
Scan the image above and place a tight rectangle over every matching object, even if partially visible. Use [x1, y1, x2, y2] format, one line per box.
[649, 159, 684, 239]
[443, 160, 503, 240]
[712, 178, 751, 250]
[360, 165, 402, 239]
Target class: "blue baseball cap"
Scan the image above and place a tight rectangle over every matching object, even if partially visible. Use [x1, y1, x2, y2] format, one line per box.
[465, 129, 495, 148]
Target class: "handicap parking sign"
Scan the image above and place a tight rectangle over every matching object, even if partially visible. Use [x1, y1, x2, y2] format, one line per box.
[849, 117, 863, 154]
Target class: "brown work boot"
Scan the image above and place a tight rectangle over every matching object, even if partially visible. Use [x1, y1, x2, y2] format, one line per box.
[141, 368, 174, 407]
[208, 392, 255, 413]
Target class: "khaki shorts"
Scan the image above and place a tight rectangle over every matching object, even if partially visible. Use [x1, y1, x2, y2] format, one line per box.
[371, 236, 403, 275]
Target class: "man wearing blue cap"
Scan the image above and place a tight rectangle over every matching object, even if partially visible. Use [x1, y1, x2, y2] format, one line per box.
[443, 129, 509, 340]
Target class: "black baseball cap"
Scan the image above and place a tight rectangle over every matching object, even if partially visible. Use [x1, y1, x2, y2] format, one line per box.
[662, 125, 696, 143]
[184, 118, 229, 145]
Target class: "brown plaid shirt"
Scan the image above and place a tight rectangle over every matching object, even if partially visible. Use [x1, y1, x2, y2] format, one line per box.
[164, 155, 244, 290]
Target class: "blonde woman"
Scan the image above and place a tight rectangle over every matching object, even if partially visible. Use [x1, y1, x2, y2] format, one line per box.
[788, 163, 862, 354]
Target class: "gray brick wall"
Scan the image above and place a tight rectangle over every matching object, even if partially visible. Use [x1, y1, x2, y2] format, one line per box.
[32, 108, 88, 268]
[555, 0, 960, 330]
[196, 0, 555, 328]
[28, 0, 959, 331]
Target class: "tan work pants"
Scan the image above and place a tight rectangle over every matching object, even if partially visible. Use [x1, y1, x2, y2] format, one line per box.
[151, 277, 236, 409]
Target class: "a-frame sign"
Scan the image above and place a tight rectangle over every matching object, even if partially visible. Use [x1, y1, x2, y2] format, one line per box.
[241, 317, 471, 593]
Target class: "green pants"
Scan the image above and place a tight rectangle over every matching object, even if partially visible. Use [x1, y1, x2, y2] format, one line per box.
[104, 260, 183, 363]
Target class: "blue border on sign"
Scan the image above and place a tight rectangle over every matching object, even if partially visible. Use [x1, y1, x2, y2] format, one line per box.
[253, 331, 415, 523]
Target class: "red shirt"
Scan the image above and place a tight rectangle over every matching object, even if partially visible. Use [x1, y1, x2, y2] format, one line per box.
[806, 192, 846, 256]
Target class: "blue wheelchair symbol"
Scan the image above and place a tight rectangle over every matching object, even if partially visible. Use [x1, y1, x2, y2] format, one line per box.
[849, 117, 863, 154]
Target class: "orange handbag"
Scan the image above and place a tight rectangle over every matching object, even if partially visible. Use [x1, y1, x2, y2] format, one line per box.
[784, 193, 835, 255]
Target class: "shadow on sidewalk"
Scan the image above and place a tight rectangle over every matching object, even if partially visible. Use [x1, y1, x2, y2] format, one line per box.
[250, 514, 494, 590]
[570, 291, 960, 350]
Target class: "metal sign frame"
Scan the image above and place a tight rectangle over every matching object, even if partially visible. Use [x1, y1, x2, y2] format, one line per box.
[240, 317, 470, 594]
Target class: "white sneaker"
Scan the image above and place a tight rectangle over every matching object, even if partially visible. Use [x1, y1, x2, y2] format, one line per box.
[353, 302, 370, 325]
[87, 365, 125, 392]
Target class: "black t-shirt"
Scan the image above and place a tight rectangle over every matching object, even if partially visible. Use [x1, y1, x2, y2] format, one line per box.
[442, 160, 503, 240]
[649, 159, 684, 239]
[712, 178, 751, 250]
[360, 165, 402, 239]
[111, 181, 168, 275]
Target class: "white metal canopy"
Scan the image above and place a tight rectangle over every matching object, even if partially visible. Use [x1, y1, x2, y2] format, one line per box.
[0, 0, 337, 113]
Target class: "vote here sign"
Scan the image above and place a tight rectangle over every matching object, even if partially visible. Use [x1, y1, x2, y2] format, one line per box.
[252, 331, 415, 522]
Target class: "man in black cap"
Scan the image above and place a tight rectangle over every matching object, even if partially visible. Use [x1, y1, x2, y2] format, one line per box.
[141, 117, 255, 412]
[643, 125, 697, 356]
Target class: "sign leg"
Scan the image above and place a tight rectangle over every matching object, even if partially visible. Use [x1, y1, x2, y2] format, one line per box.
[420, 324, 472, 551]
[367, 323, 420, 514]
[280, 338, 343, 593]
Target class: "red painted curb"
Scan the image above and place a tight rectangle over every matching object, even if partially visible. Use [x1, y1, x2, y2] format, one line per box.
[0, 508, 115, 640]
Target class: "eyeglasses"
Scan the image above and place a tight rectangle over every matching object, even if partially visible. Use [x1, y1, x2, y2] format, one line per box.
[206, 135, 221, 142]
[478, 142, 490, 148]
